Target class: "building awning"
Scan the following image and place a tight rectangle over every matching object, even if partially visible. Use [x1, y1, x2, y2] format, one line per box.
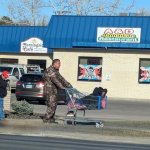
[1, 15, 150, 53]
[72, 42, 150, 49]
[45, 15, 150, 50]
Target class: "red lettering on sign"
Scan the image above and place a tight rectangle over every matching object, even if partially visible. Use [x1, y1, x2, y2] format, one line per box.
[104, 29, 113, 34]
[114, 29, 123, 34]
[125, 29, 134, 34]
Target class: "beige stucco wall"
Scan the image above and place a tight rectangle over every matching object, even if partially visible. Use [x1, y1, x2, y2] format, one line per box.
[0, 54, 52, 68]
[54, 49, 150, 100]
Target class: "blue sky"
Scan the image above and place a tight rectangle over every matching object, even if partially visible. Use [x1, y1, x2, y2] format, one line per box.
[122, 0, 150, 11]
[0, 0, 149, 17]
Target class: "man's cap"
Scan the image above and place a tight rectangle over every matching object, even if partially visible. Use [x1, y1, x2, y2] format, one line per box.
[2, 71, 9, 79]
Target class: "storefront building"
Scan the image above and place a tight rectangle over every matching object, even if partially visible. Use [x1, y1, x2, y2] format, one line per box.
[0, 26, 52, 70]
[0, 15, 150, 100]
[45, 16, 150, 100]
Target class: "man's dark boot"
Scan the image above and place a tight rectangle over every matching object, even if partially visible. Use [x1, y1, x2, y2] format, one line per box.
[42, 118, 49, 123]
[40, 116, 49, 123]
[48, 118, 55, 123]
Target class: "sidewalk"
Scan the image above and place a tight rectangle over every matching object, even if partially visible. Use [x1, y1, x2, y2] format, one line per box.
[0, 119, 150, 145]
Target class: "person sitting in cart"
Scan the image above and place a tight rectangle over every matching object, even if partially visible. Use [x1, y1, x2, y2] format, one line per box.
[93, 87, 108, 109]
[93, 87, 107, 97]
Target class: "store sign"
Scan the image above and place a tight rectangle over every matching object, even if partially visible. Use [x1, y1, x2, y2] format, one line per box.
[21, 38, 47, 53]
[105, 73, 111, 81]
[97, 27, 141, 43]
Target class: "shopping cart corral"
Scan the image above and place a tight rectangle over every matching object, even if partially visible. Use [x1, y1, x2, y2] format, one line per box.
[64, 88, 108, 128]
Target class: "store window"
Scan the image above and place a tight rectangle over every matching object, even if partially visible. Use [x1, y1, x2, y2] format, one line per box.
[0, 58, 18, 64]
[139, 58, 150, 83]
[78, 57, 102, 81]
[28, 59, 46, 73]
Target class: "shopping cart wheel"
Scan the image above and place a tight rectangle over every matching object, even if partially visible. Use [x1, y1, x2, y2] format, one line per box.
[74, 121, 77, 126]
[72, 120, 76, 126]
[96, 122, 104, 128]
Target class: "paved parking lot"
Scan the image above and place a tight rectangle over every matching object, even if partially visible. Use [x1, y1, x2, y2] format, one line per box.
[11, 91, 66, 115]
[10, 91, 150, 121]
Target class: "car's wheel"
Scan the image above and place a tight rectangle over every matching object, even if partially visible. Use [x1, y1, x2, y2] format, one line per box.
[16, 98, 22, 101]
[39, 100, 46, 105]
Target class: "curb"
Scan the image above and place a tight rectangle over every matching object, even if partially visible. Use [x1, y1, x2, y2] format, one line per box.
[0, 119, 150, 145]
[1, 129, 150, 145]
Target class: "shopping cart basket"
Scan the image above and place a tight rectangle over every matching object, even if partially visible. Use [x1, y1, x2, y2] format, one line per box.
[64, 88, 104, 128]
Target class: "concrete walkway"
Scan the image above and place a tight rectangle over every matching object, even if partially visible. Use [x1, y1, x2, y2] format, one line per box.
[0, 119, 150, 145]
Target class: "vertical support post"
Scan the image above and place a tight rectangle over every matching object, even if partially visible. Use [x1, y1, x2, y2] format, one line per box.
[105, 96, 108, 109]
[98, 96, 101, 110]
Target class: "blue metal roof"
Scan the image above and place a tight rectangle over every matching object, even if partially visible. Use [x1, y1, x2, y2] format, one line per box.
[0, 15, 150, 53]
[0, 26, 51, 53]
[45, 15, 150, 49]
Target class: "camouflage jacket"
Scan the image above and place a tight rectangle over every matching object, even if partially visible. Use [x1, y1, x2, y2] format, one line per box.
[43, 66, 72, 95]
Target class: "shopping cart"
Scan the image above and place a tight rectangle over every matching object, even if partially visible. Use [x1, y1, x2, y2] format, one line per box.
[64, 88, 104, 128]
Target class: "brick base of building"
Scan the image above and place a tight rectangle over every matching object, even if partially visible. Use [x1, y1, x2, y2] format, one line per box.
[4, 90, 11, 111]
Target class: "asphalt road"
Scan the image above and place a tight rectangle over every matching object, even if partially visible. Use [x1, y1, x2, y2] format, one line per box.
[0, 134, 150, 150]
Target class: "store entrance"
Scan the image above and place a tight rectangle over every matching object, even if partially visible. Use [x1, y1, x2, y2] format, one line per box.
[27, 59, 46, 73]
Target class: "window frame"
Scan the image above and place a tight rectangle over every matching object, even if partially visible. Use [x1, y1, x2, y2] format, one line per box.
[19, 68, 25, 75]
[0, 58, 18, 64]
[77, 56, 103, 82]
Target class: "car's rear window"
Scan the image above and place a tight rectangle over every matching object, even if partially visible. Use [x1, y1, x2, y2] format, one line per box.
[20, 74, 43, 82]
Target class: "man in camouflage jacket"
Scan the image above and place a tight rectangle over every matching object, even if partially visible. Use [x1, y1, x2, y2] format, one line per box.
[42, 59, 72, 123]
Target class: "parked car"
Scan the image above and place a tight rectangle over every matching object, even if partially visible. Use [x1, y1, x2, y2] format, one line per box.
[15, 73, 67, 104]
[0, 64, 25, 89]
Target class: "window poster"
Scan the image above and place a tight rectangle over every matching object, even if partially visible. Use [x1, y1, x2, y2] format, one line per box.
[139, 66, 150, 83]
[78, 64, 102, 81]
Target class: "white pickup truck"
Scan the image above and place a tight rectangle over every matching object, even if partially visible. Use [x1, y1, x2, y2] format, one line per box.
[0, 64, 25, 89]
[25, 64, 42, 73]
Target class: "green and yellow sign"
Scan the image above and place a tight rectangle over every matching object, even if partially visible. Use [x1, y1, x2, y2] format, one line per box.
[97, 27, 141, 43]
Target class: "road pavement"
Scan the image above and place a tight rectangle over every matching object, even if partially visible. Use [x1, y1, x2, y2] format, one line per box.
[0, 134, 150, 150]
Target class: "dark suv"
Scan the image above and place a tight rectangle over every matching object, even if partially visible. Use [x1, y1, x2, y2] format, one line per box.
[15, 73, 67, 104]
[15, 73, 45, 103]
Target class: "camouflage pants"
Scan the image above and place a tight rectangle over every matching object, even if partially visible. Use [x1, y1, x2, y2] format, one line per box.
[44, 94, 57, 120]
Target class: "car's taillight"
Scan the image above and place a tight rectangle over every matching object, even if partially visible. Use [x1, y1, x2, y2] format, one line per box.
[37, 94, 44, 96]
[16, 81, 22, 86]
[36, 82, 44, 88]
[16, 92, 21, 95]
